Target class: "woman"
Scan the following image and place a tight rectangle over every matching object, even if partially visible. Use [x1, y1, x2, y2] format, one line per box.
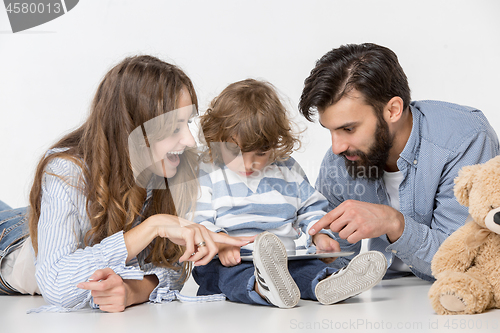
[0, 55, 248, 312]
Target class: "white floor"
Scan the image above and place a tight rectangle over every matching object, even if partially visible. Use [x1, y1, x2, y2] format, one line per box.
[2, 275, 500, 333]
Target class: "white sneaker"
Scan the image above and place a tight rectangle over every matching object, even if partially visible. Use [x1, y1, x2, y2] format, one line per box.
[315, 251, 387, 305]
[253, 232, 300, 308]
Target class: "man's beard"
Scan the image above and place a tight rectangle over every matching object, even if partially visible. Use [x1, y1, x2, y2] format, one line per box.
[342, 117, 393, 181]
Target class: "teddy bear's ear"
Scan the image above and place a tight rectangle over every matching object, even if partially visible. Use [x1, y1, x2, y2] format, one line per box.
[454, 165, 477, 207]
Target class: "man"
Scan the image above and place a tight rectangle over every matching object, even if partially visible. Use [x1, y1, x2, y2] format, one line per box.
[299, 43, 499, 281]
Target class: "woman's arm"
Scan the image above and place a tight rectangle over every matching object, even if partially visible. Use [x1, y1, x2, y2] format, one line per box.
[36, 158, 250, 311]
[124, 214, 249, 266]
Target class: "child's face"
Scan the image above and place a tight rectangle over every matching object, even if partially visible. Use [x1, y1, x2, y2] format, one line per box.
[220, 141, 271, 177]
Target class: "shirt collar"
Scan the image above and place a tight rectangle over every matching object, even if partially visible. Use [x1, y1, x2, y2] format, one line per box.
[397, 103, 421, 169]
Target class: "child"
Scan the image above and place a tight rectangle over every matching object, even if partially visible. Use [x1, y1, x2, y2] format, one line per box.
[192, 79, 387, 308]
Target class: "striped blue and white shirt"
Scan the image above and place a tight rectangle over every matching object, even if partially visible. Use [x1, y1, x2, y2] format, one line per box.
[33, 148, 186, 311]
[316, 101, 499, 281]
[193, 157, 330, 251]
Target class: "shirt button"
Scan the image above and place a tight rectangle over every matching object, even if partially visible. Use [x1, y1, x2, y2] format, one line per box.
[413, 159, 418, 165]
[392, 250, 397, 254]
[408, 265, 413, 268]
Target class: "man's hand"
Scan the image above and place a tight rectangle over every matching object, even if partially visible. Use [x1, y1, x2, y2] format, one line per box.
[309, 200, 405, 243]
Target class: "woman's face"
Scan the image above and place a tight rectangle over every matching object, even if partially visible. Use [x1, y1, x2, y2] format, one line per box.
[149, 89, 196, 178]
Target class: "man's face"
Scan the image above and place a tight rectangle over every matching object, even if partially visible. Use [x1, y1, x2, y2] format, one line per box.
[318, 90, 393, 180]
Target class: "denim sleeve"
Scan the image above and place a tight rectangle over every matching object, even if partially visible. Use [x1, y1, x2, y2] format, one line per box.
[387, 130, 499, 279]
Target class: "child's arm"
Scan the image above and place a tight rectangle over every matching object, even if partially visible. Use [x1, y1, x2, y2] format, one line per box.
[193, 163, 250, 267]
[312, 233, 340, 252]
[192, 165, 227, 233]
[216, 234, 256, 267]
[217, 242, 243, 267]
[312, 233, 341, 264]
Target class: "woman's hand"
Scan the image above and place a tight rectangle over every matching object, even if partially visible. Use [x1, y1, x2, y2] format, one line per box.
[76, 268, 158, 313]
[152, 215, 253, 266]
[125, 214, 253, 266]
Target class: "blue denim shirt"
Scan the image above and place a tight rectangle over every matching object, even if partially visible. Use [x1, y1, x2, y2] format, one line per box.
[315, 100, 499, 281]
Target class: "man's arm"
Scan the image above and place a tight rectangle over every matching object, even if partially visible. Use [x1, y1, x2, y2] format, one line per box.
[386, 130, 498, 279]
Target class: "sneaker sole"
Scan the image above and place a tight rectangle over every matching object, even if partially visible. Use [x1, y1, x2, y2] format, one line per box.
[315, 251, 387, 305]
[253, 232, 300, 308]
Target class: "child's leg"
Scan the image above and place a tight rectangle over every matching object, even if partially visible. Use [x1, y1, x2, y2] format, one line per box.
[287, 259, 337, 301]
[314, 251, 387, 305]
[192, 260, 271, 306]
[252, 232, 300, 308]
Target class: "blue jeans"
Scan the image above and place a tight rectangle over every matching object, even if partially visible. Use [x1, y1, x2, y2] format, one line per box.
[0, 200, 30, 295]
[193, 258, 337, 305]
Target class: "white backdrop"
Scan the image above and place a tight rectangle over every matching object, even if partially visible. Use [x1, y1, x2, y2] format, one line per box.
[1, 0, 499, 208]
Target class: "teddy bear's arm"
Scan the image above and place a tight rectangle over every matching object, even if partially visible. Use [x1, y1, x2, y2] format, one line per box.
[431, 221, 481, 277]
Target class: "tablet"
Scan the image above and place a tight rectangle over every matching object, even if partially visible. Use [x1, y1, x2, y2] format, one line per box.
[239, 250, 354, 261]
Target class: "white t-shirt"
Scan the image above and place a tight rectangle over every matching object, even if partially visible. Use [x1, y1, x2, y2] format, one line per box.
[383, 170, 411, 273]
[383, 170, 404, 211]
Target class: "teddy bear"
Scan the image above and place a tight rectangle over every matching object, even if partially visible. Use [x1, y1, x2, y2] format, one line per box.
[429, 155, 500, 315]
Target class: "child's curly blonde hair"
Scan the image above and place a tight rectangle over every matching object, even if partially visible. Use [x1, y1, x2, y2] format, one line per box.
[200, 79, 300, 164]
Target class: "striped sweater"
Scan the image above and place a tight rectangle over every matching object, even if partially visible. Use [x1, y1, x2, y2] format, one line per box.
[193, 157, 330, 251]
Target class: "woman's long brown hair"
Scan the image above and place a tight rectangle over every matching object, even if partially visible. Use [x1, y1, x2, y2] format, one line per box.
[28, 55, 198, 276]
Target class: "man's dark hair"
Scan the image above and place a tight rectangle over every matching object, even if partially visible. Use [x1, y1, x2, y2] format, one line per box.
[299, 43, 411, 121]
